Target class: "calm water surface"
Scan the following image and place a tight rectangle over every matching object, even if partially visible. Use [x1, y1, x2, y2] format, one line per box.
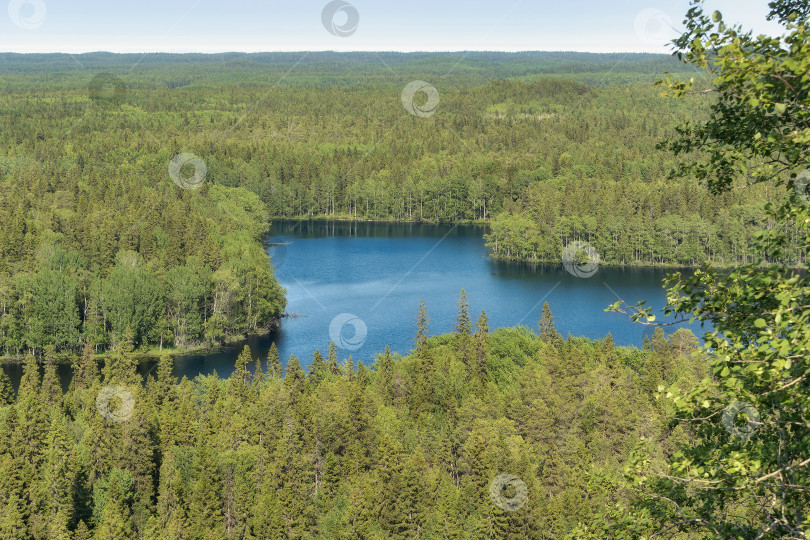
[3, 220, 706, 388]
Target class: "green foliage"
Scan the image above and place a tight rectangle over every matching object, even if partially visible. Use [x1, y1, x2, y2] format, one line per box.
[539, 302, 563, 348]
[1, 40, 805, 538]
[0, 147, 285, 357]
[611, 1, 810, 537]
[0, 302, 705, 538]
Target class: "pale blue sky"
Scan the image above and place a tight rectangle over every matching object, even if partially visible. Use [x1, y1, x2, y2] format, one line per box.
[2, 0, 782, 54]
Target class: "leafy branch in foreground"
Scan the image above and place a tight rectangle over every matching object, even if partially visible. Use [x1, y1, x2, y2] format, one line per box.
[606, 1, 810, 538]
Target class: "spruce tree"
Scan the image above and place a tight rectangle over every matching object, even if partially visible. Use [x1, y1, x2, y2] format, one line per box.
[344, 355, 355, 382]
[189, 431, 224, 537]
[376, 435, 405, 535]
[251, 475, 285, 540]
[73, 341, 99, 391]
[73, 520, 91, 540]
[267, 342, 281, 377]
[455, 289, 472, 365]
[356, 361, 370, 387]
[15, 355, 47, 494]
[401, 447, 429, 537]
[233, 345, 252, 387]
[309, 350, 326, 385]
[37, 413, 78, 530]
[539, 301, 562, 347]
[18, 354, 41, 401]
[253, 353, 264, 386]
[415, 300, 429, 356]
[283, 355, 308, 401]
[0, 492, 27, 539]
[0, 369, 13, 405]
[94, 474, 134, 539]
[375, 345, 395, 405]
[155, 449, 191, 539]
[602, 332, 617, 369]
[472, 310, 490, 390]
[40, 349, 62, 410]
[155, 354, 176, 407]
[327, 341, 341, 375]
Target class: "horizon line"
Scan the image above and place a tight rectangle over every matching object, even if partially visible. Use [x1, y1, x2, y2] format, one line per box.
[0, 49, 676, 56]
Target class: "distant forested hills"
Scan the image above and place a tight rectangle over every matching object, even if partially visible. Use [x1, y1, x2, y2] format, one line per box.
[0, 51, 692, 87]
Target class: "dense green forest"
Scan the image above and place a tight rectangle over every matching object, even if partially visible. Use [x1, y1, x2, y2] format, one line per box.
[0, 49, 800, 357]
[1, 0, 809, 536]
[0, 300, 708, 539]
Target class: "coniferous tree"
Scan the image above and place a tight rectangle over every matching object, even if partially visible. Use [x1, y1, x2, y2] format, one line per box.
[73, 520, 91, 540]
[472, 310, 490, 389]
[415, 300, 429, 356]
[36, 413, 78, 533]
[232, 345, 252, 392]
[327, 341, 341, 375]
[253, 353, 264, 386]
[539, 301, 562, 347]
[15, 354, 47, 504]
[309, 350, 326, 385]
[93, 474, 134, 539]
[72, 341, 99, 392]
[250, 475, 285, 540]
[154, 450, 190, 539]
[413, 302, 435, 411]
[0, 369, 13, 406]
[344, 355, 355, 382]
[0, 492, 27, 540]
[400, 447, 429, 537]
[267, 342, 281, 377]
[154, 354, 176, 407]
[39, 348, 62, 411]
[356, 361, 370, 387]
[455, 289, 472, 365]
[189, 430, 224, 538]
[375, 345, 395, 406]
[283, 355, 308, 401]
[602, 333, 617, 369]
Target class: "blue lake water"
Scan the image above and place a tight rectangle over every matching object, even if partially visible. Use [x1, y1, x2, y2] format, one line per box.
[2, 220, 706, 388]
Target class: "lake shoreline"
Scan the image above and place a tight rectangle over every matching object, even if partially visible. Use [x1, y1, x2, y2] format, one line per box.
[269, 217, 777, 270]
[0, 324, 279, 366]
